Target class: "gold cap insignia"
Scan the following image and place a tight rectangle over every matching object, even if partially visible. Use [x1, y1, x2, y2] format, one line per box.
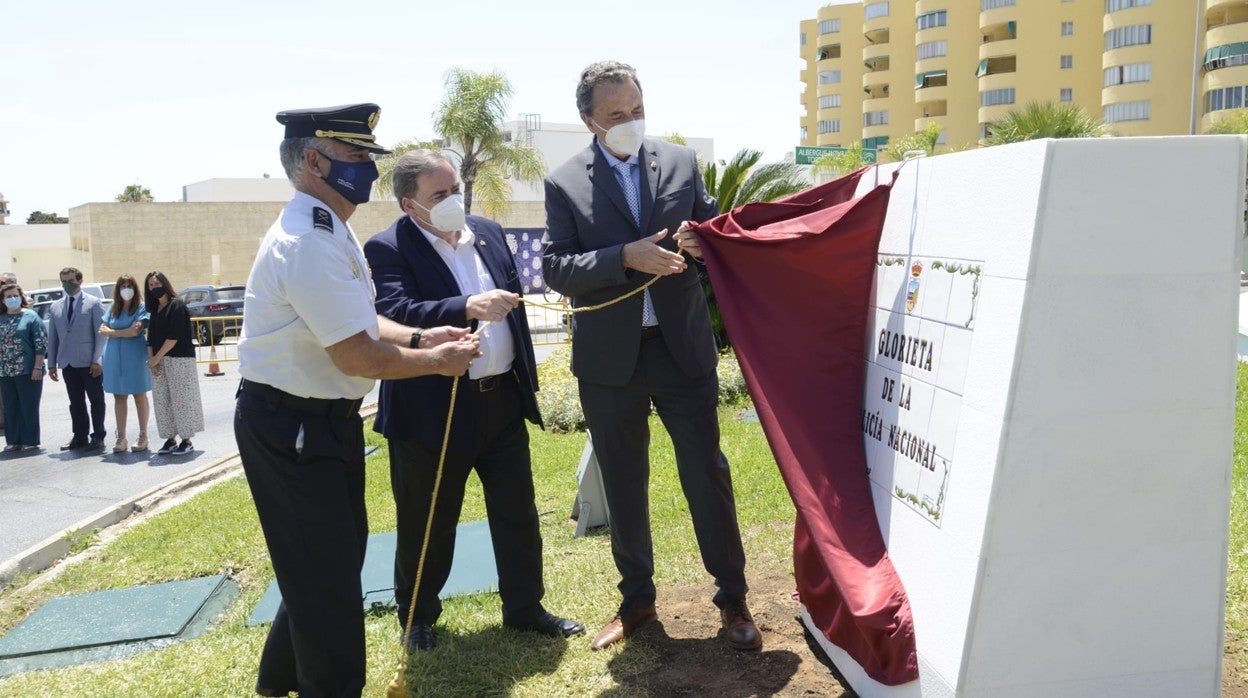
[367, 111, 380, 130]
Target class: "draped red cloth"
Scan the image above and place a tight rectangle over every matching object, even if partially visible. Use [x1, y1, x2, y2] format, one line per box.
[693, 167, 918, 685]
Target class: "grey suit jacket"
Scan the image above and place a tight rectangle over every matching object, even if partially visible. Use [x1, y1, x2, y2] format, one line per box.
[46, 292, 106, 369]
[542, 138, 719, 387]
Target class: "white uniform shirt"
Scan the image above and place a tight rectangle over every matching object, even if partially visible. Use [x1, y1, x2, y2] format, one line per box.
[415, 219, 515, 380]
[239, 191, 378, 399]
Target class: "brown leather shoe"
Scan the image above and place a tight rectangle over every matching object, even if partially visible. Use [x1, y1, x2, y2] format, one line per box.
[720, 601, 762, 651]
[590, 604, 657, 651]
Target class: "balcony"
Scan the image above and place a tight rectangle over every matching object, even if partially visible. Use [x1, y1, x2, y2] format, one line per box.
[1208, 0, 1248, 29]
[979, 37, 1017, 61]
[914, 116, 946, 135]
[816, 43, 842, 61]
[863, 68, 893, 90]
[1203, 62, 1248, 91]
[978, 71, 1016, 91]
[1203, 41, 1248, 75]
[865, 26, 890, 45]
[863, 53, 891, 73]
[980, 6, 1016, 31]
[976, 55, 1016, 79]
[978, 103, 1014, 126]
[864, 83, 890, 100]
[981, 20, 1016, 44]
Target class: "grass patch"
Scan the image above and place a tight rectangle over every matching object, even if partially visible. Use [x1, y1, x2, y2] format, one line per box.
[0, 405, 790, 696]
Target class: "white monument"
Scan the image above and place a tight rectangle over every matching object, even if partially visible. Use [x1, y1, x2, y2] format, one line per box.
[807, 136, 1245, 697]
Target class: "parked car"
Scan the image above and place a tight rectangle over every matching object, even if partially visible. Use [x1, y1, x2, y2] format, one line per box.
[180, 284, 245, 346]
[28, 283, 114, 325]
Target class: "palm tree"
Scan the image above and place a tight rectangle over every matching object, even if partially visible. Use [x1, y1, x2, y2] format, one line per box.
[374, 138, 445, 199]
[430, 68, 546, 219]
[884, 123, 944, 162]
[115, 184, 153, 203]
[697, 149, 809, 349]
[984, 101, 1108, 145]
[811, 141, 874, 179]
[702, 148, 808, 215]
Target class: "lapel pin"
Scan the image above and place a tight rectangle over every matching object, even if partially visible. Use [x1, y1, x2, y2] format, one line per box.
[649, 161, 657, 170]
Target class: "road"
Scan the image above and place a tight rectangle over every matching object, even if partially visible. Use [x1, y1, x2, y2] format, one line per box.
[0, 334, 562, 565]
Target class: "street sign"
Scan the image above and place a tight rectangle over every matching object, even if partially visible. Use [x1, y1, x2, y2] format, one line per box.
[795, 145, 878, 165]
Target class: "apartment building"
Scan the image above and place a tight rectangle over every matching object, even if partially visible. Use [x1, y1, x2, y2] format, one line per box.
[799, 1, 1228, 151]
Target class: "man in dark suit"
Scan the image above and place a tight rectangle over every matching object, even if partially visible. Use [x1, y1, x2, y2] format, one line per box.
[46, 266, 107, 450]
[364, 150, 583, 652]
[542, 60, 761, 652]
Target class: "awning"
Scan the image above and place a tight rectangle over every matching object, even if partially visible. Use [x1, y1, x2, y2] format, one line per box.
[975, 59, 989, 78]
[915, 70, 947, 88]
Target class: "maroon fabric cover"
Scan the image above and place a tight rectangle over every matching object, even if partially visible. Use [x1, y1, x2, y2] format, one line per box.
[693, 167, 918, 685]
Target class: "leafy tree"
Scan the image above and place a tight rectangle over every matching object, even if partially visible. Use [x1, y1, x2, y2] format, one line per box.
[26, 210, 67, 224]
[115, 184, 153, 202]
[984, 101, 1107, 145]
[697, 148, 809, 350]
[374, 137, 446, 198]
[425, 67, 546, 219]
[1207, 109, 1248, 134]
[811, 141, 873, 178]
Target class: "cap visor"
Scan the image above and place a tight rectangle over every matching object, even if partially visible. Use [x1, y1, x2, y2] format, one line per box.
[336, 136, 393, 155]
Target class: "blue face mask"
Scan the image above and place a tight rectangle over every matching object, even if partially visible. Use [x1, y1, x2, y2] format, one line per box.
[319, 152, 378, 205]
[4, 297, 20, 310]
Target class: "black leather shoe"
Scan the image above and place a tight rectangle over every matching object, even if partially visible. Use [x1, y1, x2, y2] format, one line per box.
[85, 440, 105, 451]
[60, 439, 87, 451]
[507, 610, 586, 638]
[405, 622, 435, 652]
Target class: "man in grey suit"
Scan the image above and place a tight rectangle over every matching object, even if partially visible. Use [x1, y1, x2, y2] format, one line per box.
[46, 266, 107, 450]
[542, 60, 760, 652]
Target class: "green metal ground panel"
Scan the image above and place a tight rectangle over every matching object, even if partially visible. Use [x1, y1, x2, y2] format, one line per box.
[248, 522, 498, 626]
[0, 575, 226, 657]
[0, 575, 238, 678]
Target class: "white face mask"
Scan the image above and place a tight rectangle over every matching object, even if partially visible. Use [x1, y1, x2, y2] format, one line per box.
[415, 194, 466, 233]
[119, 288, 135, 302]
[592, 118, 646, 156]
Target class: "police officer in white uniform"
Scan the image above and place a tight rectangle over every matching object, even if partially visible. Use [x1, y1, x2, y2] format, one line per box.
[235, 103, 479, 698]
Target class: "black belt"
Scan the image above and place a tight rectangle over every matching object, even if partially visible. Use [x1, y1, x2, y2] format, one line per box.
[640, 325, 662, 340]
[239, 379, 362, 418]
[465, 370, 516, 393]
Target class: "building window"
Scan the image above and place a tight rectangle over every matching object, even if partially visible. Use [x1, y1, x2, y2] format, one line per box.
[818, 119, 842, 134]
[917, 10, 947, 31]
[981, 88, 1016, 106]
[864, 110, 890, 127]
[1104, 62, 1151, 86]
[1105, 25, 1151, 50]
[1106, 0, 1151, 11]
[1104, 100, 1151, 122]
[936, 128, 948, 145]
[801, 33, 807, 46]
[818, 94, 842, 109]
[1204, 85, 1248, 114]
[1061, 22, 1074, 36]
[865, 2, 890, 20]
[917, 40, 949, 60]
[801, 125, 808, 141]
[818, 70, 841, 85]
[982, 0, 1016, 9]
[1060, 89, 1073, 102]
[819, 19, 841, 34]
[1060, 55, 1073, 69]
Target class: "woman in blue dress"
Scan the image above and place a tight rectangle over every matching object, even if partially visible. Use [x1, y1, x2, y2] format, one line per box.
[99, 274, 151, 453]
[0, 282, 47, 451]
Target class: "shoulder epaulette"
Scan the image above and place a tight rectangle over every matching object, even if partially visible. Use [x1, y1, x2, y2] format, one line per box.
[313, 207, 334, 234]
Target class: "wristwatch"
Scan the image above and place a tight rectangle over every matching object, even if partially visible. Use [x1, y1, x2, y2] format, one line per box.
[409, 329, 423, 349]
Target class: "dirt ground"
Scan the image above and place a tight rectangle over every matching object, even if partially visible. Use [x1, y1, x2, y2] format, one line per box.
[615, 569, 853, 697]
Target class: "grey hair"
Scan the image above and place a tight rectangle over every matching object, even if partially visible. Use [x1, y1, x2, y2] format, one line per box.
[392, 150, 457, 209]
[278, 136, 338, 182]
[575, 60, 642, 117]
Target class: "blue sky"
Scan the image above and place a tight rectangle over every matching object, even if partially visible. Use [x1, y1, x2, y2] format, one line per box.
[0, 0, 838, 223]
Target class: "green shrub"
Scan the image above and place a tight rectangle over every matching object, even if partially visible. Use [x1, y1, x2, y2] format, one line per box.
[536, 344, 751, 433]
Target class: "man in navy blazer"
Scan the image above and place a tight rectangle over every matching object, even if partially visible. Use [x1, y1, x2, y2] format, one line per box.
[364, 150, 582, 652]
[542, 60, 760, 652]
[46, 266, 107, 450]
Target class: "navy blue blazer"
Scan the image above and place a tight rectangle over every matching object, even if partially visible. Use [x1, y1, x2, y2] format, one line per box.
[364, 214, 542, 450]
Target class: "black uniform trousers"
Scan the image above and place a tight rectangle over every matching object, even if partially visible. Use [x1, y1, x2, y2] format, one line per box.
[389, 372, 545, 630]
[62, 364, 106, 444]
[577, 333, 748, 612]
[235, 383, 367, 698]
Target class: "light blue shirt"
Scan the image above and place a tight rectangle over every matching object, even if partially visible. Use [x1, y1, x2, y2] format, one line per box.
[596, 139, 642, 200]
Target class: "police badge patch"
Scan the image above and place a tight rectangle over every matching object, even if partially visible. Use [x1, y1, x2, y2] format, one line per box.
[313, 207, 333, 233]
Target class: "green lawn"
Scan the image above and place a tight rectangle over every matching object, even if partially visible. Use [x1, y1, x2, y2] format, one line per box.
[2, 359, 1247, 696]
[0, 405, 791, 697]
